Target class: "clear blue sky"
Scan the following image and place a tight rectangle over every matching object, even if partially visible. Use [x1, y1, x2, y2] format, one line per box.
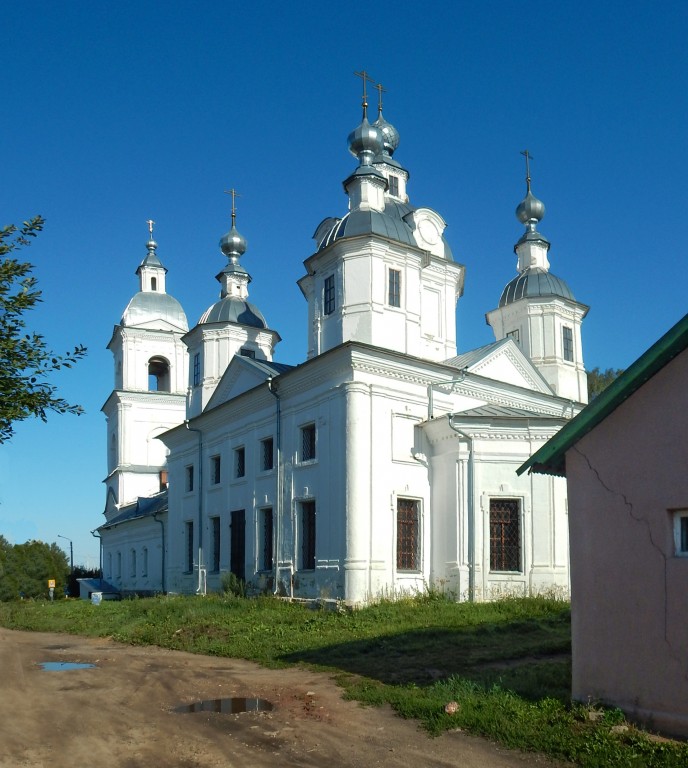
[1, 1, 686, 567]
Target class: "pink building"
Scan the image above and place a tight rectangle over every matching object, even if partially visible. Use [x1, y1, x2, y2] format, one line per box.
[519, 313, 688, 737]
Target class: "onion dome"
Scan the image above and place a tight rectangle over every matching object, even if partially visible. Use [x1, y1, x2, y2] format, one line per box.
[138, 237, 164, 269]
[516, 190, 545, 225]
[347, 117, 383, 166]
[219, 224, 247, 262]
[373, 112, 400, 157]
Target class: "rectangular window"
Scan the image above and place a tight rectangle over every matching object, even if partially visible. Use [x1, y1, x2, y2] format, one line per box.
[116, 551, 121, 578]
[130, 549, 136, 578]
[388, 268, 401, 308]
[388, 175, 399, 197]
[185, 521, 194, 573]
[185, 465, 194, 492]
[240, 348, 256, 359]
[562, 326, 574, 362]
[301, 424, 316, 462]
[193, 353, 201, 387]
[230, 509, 246, 580]
[397, 498, 420, 570]
[234, 446, 245, 478]
[490, 498, 521, 572]
[324, 274, 335, 315]
[211, 455, 221, 485]
[260, 507, 274, 571]
[672, 510, 688, 556]
[142, 547, 148, 577]
[211, 517, 221, 572]
[301, 501, 316, 570]
[506, 329, 520, 345]
[261, 437, 274, 471]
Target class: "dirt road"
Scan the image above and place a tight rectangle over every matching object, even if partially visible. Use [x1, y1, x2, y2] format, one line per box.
[0, 628, 565, 767]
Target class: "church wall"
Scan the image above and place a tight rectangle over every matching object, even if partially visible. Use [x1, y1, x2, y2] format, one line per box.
[102, 516, 164, 595]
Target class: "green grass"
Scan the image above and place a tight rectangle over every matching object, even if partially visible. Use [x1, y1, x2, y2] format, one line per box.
[1, 593, 685, 767]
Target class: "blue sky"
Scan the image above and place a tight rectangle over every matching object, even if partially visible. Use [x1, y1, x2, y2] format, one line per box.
[1, 1, 686, 567]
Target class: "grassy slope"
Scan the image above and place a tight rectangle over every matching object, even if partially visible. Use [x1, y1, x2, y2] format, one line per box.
[1, 594, 685, 767]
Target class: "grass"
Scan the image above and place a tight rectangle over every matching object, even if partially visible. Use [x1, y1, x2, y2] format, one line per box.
[1, 593, 686, 767]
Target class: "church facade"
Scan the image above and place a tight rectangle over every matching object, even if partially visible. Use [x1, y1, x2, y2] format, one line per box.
[98, 91, 588, 604]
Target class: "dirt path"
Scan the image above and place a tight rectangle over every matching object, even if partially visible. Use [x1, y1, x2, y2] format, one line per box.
[0, 628, 565, 768]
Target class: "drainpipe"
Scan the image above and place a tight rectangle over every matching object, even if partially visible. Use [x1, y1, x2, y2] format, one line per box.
[152, 509, 166, 594]
[90, 529, 103, 587]
[185, 420, 205, 595]
[447, 415, 476, 602]
[427, 368, 468, 420]
[268, 378, 282, 595]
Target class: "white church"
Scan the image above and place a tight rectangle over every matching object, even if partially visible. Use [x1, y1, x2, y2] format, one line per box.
[98, 87, 588, 604]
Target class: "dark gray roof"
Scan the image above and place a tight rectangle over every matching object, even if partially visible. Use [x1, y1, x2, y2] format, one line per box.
[100, 491, 168, 529]
[122, 291, 189, 330]
[199, 296, 267, 328]
[316, 199, 453, 261]
[456, 404, 548, 418]
[499, 267, 574, 307]
[445, 340, 509, 370]
[240, 358, 294, 376]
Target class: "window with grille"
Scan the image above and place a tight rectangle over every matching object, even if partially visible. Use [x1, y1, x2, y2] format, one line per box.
[388, 268, 401, 307]
[490, 499, 521, 572]
[562, 326, 574, 362]
[211, 517, 221, 572]
[324, 275, 335, 315]
[185, 521, 194, 573]
[240, 347, 256, 358]
[397, 498, 420, 570]
[193, 353, 201, 387]
[185, 465, 194, 492]
[260, 508, 273, 571]
[506, 329, 520, 345]
[211, 455, 221, 484]
[130, 549, 136, 578]
[261, 437, 274, 471]
[142, 547, 148, 577]
[301, 501, 316, 570]
[388, 175, 399, 197]
[234, 446, 245, 478]
[301, 424, 316, 462]
[672, 510, 688, 556]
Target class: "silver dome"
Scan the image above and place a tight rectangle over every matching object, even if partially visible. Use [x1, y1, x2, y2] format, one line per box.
[516, 190, 545, 224]
[121, 292, 189, 331]
[498, 267, 574, 307]
[347, 117, 383, 163]
[373, 112, 400, 156]
[199, 296, 267, 328]
[219, 224, 247, 259]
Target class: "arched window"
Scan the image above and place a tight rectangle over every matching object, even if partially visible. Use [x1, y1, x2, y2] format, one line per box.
[148, 357, 170, 392]
[151, 277, 157, 291]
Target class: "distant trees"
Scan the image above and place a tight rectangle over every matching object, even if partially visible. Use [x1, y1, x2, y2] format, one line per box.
[0, 216, 86, 442]
[587, 367, 624, 400]
[0, 537, 69, 601]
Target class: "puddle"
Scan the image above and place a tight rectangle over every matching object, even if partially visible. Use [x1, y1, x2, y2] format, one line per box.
[175, 697, 273, 714]
[39, 661, 96, 671]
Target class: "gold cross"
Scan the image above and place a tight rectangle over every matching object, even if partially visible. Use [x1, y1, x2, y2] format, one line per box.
[224, 188, 241, 226]
[375, 82, 387, 115]
[146, 219, 154, 238]
[354, 69, 375, 118]
[520, 150, 533, 192]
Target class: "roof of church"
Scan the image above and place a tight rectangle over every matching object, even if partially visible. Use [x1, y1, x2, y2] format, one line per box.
[498, 267, 575, 307]
[198, 296, 267, 328]
[518, 311, 688, 477]
[100, 490, 168, 529]
[456, 403, 555, 418]
[239, 358, 293, 376]
[445, 340, 509, 370]
[121, 291, 189, 331]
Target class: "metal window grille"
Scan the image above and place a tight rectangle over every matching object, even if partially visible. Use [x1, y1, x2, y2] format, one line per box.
[262, 508, 273, 571]
[563, 327, 574, 362]
[230, 510, 245, 580]
[324, 275, 335, 315]
[388, 268, 401, 307]
[681, 517, 688, 553]
[185, 465, 194, 492]
[193, 353, 201, 386]
[301, 425, 316, 461]
[212, 517, 221, 572]
[235, 447, 245, 477]
[389, 175, 399, 197]
[211, 455, 221, 484]
[397, 498, 420, 570]
[262, 438, 274, 471]
[185, 521, 194, 572]
[301, 501, 316, 569]
[490, 499, 521, 571]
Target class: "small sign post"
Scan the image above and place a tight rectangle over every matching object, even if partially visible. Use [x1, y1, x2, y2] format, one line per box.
[48, 579, 55, 602]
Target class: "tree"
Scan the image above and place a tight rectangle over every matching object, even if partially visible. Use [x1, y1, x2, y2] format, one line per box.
[0, 216, 86, 442]
[587, 366, 624, 400]
[0, 539, 69, 601]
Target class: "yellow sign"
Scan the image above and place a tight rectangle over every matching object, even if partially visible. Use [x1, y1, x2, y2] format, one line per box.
[48, 579, 56, 588]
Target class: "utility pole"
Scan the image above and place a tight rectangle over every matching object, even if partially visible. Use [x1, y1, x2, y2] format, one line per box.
[58, 535, 73, 596]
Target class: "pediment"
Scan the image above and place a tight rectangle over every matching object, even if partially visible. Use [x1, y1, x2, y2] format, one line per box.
[206, 357, 273, 411]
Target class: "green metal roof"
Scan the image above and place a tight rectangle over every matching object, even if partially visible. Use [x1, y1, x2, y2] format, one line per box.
[517, 311, 688, 477]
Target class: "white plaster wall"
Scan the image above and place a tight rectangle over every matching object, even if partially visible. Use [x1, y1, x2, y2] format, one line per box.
[102, 515, 165, 594]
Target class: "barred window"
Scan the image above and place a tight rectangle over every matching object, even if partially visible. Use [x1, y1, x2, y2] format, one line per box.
[185, 465, 194, 492]
[301, 501, 316, 570]
[185, 521, 194, 573]
[211, 517, 221, 572]
[301, 424, 316, 462]
[211, 455, 221, 484]
[234, 446, 245, 478]
[324, 275, 335, 315]
[261, 437, 274, 471]
[260, 508, 273, 571]
[388, 175, 399, 197]
[193, 353, 201, 386]
[563, 326, 574, 362]
[388, 268, 401, 308]
[490, 499, 521, 572]
[397, 498, 420, 570]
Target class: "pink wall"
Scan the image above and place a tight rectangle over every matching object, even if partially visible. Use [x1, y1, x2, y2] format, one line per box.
[566, 347, 688, 736]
